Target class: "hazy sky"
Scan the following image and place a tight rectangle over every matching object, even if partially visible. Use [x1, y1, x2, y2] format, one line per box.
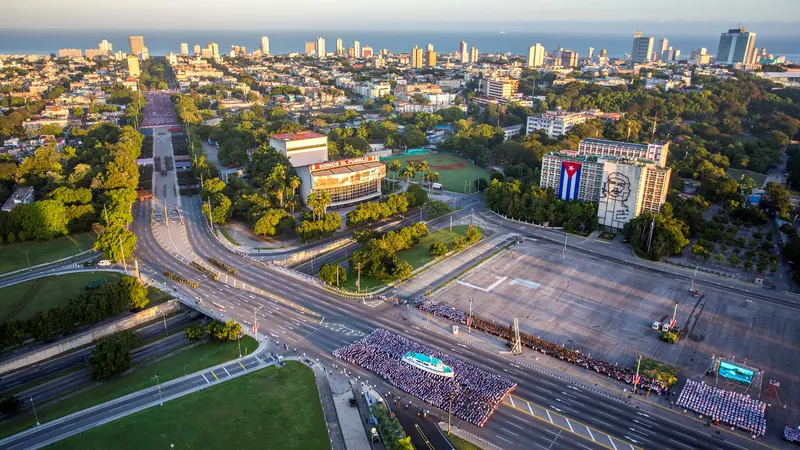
[8, 0, 800, 31]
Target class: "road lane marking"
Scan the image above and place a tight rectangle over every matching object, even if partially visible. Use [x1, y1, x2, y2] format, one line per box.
[509, 396, 515, 407]
[239, 361, 246, 370]
[495, 435, 513, 444]
[211, 371, 218, 380]
[587, 427, 595, 442]
[566, 418, 574, 433]
[500, 427, 519, 437]
[507, 421, 525, 430]
[608, 435, 618, 450]
[545, 409, 553, 422]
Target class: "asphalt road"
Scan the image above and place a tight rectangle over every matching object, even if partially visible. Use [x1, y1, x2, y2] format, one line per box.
[0, 253, 100, 289]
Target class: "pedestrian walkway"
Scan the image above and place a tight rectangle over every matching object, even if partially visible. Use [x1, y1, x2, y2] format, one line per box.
[330, 376, 372, 450]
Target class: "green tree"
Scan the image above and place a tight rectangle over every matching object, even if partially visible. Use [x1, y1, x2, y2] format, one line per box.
[16, 200, 68, 241]
[307, 191, 332, 220]
[94, 223, 137, 262]
[89, 331, 136, 380]
[763, 181, 791, 219]
[423, 171, 439, 189]
[253, 209, 291, 236]
[185, 324, 203, 341]
[319, 263, 347, 287]
[120, 276, 149, 309]
[205, 320, 242, 342]
[388, 160, 402, 178]
[429, 241, 448, 257]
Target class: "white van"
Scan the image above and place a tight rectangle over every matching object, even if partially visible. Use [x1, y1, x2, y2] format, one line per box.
[97, 260, 111, 267]
[431, 182, 443, 190]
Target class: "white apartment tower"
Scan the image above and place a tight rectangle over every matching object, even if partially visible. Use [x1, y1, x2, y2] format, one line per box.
[316, 37, 326, 58]
[459, 41, 468, 63]
[180, 42, 189, 55]
[336, 38, 344, 56]
[354, 41, 361, 58]
[470, 47, 479, 64]
[527, 43, 545, 67]
[261, 36, 270, 54]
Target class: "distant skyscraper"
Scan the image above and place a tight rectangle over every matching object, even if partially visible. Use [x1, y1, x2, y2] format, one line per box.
[362, 46, 374, 58]
[193, 44, 201, 55]
[336, 38, 344, 56]
[471, 47, 479, 63]
[631, 31, 654, 63]
[600, 49, 607, 57]
[658, 38, 669, 59]
[426, 49, 437, 67]
[527, 43, 545, 67]
[427, 43, 434, 52]
[587, 47, 595, 59]
[99, 40, 113, 53]
[560, 50, 578, 68]
[411, 46, 423, 69]
[305, 41, 316, 56]
[354, 41, 361, 58]
[717, 27, 756, 65]
[127, 55, 140, 77]
[180, 42, 188, 55]
[459, 41, 468, 63]
[316, 37, 326, 58]
[129, 36, 144, 55]
[208, 42, 219, 57]
[261, 36, 270, 54]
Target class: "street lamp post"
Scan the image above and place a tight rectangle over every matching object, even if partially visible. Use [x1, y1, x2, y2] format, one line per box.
[30, 396, 40, 426]
[152, 375, 163, 406]
[237, 332, 242, 358]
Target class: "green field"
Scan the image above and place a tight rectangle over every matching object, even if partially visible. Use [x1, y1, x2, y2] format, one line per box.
[0, 336, 257, 439]
[382, 153, 490, 193]
[51, 361, 327, 450]
[0, 273, 171, 325]
[0, 232, 97, 275]
[447, 432, 484, 450]
[339, 225, 480, 292]
[726, 168, 767, 187]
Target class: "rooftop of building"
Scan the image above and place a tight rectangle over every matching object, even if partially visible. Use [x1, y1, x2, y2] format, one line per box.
[545, 151, 658, 166]
[269, 131, 326, 141]
[1, 186, 34, 211]
[580, 138, 668, 148]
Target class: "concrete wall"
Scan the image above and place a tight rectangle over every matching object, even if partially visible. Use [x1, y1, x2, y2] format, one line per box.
[281, 238, 354, 267]
[0, 300, 182, 376]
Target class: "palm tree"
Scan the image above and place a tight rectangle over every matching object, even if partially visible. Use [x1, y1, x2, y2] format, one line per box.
[417, 160, 430, 183]
[401, 165, 415, 184]
[388, 160, 401, 180]
[288, 175, 301, 212]
[424, 171, 440, 191]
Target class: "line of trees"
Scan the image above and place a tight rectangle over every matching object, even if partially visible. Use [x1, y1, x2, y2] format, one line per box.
[349, 223, 429, 282]
[0, 276, 148, 349]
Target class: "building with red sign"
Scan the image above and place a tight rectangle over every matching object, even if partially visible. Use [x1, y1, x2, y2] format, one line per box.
[296, 155, 386, 208]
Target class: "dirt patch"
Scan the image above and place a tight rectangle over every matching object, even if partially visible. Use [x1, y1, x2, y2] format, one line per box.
[403, 158, 467, 171]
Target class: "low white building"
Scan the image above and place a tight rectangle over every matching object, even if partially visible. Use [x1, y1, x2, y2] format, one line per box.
[268, 131, 329, 168]
[526, 109, 587, 138]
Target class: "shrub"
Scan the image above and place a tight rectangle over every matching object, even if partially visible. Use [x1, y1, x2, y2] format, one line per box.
[429, 241, 448, 257]
[659, 331, 678, 344]
[185, 324, 203, 341]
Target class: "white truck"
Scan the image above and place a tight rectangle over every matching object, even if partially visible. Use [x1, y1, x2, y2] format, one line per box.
[431, 182, 443, 190]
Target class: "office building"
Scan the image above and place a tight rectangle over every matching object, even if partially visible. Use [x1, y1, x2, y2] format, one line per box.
[193, 44, 201, 55]
[658, 38, 669, 59]
[540, 149, 671, 230]
[354, 41, 361, 58]
[717, 27, 756, 65]
[527, 43, 545, 67]
[560, 50, 579, 68]
[129, 36, 144, 56]
[336, 38, 344, 56]
[426, 49, 437, 67]
[471, 47, 479, 63]
[316, 37, 326, 58]
[587, 47, 595, 59]
[411, 46, 423, 69]
[480, 77, 519, 100]
[85, 40, 113, 59]
[526, 110, 588, 138]
[578, 138, 669, 167]
[180, 42, 189, 55]
[691, 48, 711, 65]
[362, 46, 374, 58]
[208, 42, 219, 57]
[58, 48, 82, 58]
[296, 156, 386, 208]
[269, 131, 329, 168]
[261, 36, 270, 54]
[631, 31, 654, 63]
[427, 43, 434, 52]
[459, 41, 468, 63]
[1, 186, 35, 212]
[127, 55, 140, 77]
[305, 41, 316, 56]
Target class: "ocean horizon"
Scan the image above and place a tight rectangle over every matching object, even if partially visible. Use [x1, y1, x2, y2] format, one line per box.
[1, 29, 798, 62]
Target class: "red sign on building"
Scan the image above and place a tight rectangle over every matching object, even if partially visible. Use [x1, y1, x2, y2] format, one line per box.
[310, 155, 379, 171]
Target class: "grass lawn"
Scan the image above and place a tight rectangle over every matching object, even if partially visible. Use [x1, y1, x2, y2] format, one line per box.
[382, 153, 490, 193]
[0, 272, 123, 325]
[725, 168, 767, 187]
[0, 231, 96, 275]
[50, 361, 327, 450]
[0, 336, 257, 439]
[338, 225, 480, 292]
[447, 432, 484, 450]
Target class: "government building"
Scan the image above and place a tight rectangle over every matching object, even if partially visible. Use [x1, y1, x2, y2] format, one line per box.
[540, 138, 672, 230]
[269, 131, 386, 208]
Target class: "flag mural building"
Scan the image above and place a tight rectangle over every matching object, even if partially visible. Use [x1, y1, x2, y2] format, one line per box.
[559, 161, 582, 200]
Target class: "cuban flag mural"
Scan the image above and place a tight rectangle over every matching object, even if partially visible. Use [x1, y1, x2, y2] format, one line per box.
[558, 161, 582, 201]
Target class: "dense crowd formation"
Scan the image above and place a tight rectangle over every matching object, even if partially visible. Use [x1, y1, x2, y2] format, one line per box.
[333, 329, 516, 427]
[417, 300, 669, 395]
[142, 92, 179, 127]
[677, 379, 767, 436]
[784, 425, 800, 443]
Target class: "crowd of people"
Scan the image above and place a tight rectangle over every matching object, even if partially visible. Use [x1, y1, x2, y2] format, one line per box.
[677, 379, 767, 436]
[333, 329, 516, 427]
[142, 92, 179, 127]
[417, 300, 670, 396]
[784, 425, 800, 443]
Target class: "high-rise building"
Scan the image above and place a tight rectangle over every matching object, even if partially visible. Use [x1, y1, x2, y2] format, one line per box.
[58, 48, 82, 58]
[587, 47, 595, 59]
[129, 36, 144, 56]
[347, 47, 355, 58]
[99, 40, 113, 53]
[427, 43, 434, 52]
[631, 31, 654, 63]
[657, 38, 669, 59]
[354, 41, 361, 58]
[336, 38, 344, 56]
[459, 41, 468, 63]
[180, 42, 189, 55]
[261, 36, 270, 54]
[426, 49, 437, 67]
[480, 77, 519, 99]
[316, 37, 326, 58]
[600, 49, 607, 57]
[578, 138, 669, 167]
[193, 44, 201, 55]
[208, 42, 219, 57]
[470, 47, 479, 64]
[362, 46, 374, 58]
[127, 55, 140, 77]
[527, 43, 545, 67]
[305, 41, 316, 56]
[717, 27, 756, 65]
[411, 46, 423, 69]
[560, 50, 578, 68]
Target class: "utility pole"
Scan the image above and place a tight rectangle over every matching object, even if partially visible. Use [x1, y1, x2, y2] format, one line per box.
[690, 264, 698, 292]
[25, 252, 31, 272]
[254, 305, 263, 335]
[119, 235, 128, 274]
[470, 208, 474, 228]
[419, 204, 423, 222]
[207, 198, 214, 230]
[357, 263, 361, 294]
[468, 298, 473, 333]
[164, 205, 169, 228]
[336, 265, 340, 288]
[449, 215, 453, 232]
[447, 380, 456, 433]
[30, 396, 40, 426]
[162, 313, 168, 335]
[562, 233, 567, 260]
[237, 332, 242, 358]
[152, 375, 163, 406]
[633, 355, 642, 394]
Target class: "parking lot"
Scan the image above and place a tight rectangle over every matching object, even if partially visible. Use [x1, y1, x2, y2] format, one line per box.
[431, 238, 800, 414]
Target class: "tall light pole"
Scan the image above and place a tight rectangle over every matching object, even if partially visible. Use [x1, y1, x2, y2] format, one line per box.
[25, 252, 31, 271]
[468, 298, 473, 333]
[30, 396, 40, 426]
[254, 305, 263, 336]
[162, 313, 168, 335]
[237, 332, 242, 358]
[152, 375, 163, 406]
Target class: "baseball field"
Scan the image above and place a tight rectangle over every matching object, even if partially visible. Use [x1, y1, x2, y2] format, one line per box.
[382, 152, 490, 193]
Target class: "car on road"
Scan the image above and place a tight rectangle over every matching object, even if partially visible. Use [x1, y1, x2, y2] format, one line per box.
[97, 260, 111, 266]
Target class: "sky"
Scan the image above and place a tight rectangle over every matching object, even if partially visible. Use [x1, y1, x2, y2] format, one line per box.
[7, 0, 800, 33]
